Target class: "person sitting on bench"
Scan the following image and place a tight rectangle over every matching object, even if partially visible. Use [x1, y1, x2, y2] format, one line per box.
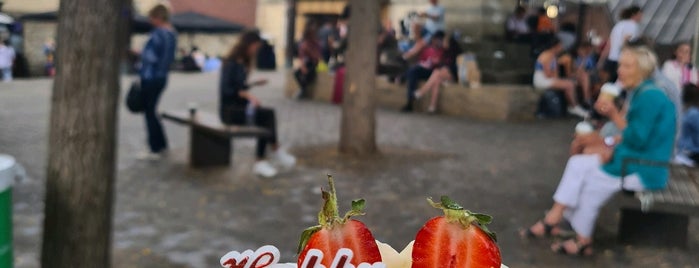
[533, 37, 590, 118]
[675, 83, 699, 166]
[219, 31, 296, 178]
[521, 46, 676, 256]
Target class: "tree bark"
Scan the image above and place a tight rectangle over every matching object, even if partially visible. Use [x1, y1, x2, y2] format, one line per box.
[339, 0, 379, 155]
[285, 0, 297, 68]
[41, 0, 125, 266]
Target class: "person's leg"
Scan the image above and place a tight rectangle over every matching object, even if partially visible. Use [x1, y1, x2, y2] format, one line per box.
[525, 155, 600, 236]
[550, 79, 578, 107]
[1, 67, 10, 82]
[428, 68, 450, 110]
[415, 70, 442, 98]
[551, 167, 627, 255]
[404, 66, 432, 111]
[142, 78, 168, 153]
[577, 69, 592, 105]
[253, 107, 278, 159]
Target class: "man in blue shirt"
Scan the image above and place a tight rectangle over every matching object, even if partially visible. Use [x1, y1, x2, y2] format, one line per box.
[139, 4, 177, 159]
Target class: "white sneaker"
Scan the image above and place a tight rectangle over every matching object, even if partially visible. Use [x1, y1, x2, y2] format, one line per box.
[673, 154, 695, 167]
[414, 91, 423, 99]
[136, 151, 163, 161]
[253, 160, 278, 178]
[273, 147, 297, 169]
[567, 105, 589, 118]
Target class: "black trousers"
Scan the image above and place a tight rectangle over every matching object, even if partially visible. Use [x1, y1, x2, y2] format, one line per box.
[604, 60, 619, 83]
[221, 106, 278, 158]
[406, 65, 433, 101]
[294, 61, 318, 97]
[142, 78, 168, 153]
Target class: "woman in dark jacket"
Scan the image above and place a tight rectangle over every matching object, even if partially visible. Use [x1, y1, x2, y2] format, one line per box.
[219, 31, 296, 178]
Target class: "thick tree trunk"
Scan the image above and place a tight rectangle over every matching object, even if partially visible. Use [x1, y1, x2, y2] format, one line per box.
[339, 0, 379, 155]
[41, 0, 125, 267]
[285, 0, 297, 68]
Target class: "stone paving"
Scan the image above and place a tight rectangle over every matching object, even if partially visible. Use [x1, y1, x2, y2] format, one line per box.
[1, 71, 698, 268]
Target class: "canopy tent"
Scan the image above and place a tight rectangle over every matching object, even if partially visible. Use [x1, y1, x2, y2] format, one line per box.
[20, 11, 245, 34]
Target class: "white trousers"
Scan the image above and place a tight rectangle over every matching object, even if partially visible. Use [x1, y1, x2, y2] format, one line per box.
[553, 154, 645, 238]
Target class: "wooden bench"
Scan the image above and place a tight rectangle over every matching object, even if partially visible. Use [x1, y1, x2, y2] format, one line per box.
[617, 159, 699, 248]
[161, 110, 270, 168]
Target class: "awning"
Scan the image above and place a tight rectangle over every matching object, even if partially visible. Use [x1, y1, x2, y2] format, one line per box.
[21, 11, 246, 34]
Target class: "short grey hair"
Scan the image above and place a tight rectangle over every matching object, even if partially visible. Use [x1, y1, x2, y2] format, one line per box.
[621, 45, 658, 79]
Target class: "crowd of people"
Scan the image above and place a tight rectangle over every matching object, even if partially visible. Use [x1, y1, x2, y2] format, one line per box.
[517, 4, 699, 257]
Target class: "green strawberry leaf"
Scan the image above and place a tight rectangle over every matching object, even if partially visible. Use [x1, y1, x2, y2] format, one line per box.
[297, 225, 322, 254]
[477, 223, 498, 242]
[470, 212, 493, 225]
[440, 195, 464, 210]
[351, 199, 366, 211]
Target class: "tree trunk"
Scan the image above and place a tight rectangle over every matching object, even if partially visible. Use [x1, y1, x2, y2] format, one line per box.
[41, 0, 125, 266]
[339, 0, 379, 155]
[285, 0, 297, 68]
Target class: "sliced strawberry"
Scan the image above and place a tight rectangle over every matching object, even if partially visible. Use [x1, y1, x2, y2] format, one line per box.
[412, 196, 501, 268]
[297, 176, 382, 267]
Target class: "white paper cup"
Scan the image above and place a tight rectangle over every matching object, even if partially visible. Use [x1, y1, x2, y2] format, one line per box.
[599, 83, 621, 102]
[575, 121, 594, 135]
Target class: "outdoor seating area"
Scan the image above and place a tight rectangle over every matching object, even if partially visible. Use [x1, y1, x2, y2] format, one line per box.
[617, 163, 699, 248]
[284, 71, 541, 121]
[161, 110, 270, 168]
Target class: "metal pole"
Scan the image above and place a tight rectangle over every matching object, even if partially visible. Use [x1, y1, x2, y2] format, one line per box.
[285, 0, 297, 68]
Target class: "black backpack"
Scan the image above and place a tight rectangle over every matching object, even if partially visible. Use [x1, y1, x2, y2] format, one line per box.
[536, 89, 567, 118]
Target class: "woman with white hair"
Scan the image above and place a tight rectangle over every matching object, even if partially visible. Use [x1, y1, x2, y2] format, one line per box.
[521, 46, 676, 256]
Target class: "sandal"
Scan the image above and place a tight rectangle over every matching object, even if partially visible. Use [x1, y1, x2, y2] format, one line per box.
[551, 238, 593, 257]
[520, 220, 555, 239]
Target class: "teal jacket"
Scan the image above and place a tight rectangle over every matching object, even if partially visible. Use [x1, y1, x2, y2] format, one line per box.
[603, 80, 676, 190]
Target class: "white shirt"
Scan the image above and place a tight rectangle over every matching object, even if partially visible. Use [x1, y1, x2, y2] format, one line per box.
[0, 45, 15, 68]
[507, 16, 529, 34]
[424, 4, 445, 33]
[661, 60, 699, 91]
[608, 20, 639, 61]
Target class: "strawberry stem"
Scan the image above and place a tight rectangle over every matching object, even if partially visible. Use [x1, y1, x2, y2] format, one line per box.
[298, 175, 367, 254]
[319, 175, 340, 225]
[428, 196, 497, 241]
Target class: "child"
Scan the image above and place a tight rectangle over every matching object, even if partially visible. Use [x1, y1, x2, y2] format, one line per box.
[676, 83, 699, 166]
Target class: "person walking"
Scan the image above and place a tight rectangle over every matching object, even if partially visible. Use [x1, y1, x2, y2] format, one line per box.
[598, 6, 642, 83]
[420, 0, 445, 38]
[138, 4, 177, 160]
[219, 31, 296, 178]
[0, 40, 15, 82]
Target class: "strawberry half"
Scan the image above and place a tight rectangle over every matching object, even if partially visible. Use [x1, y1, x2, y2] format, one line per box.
[297, 175, 382, 267]
[412, 196, 501, 268]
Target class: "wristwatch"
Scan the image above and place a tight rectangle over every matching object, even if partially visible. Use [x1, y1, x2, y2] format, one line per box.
[604, 136, 616, 147]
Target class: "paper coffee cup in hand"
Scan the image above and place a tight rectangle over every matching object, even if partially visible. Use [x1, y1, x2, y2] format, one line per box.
[599, 83, 621, 101]
[575, 121, 594, 135]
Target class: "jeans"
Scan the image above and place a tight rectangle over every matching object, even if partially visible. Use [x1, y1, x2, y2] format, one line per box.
[142, 78, 168, 153]
[406, 65, 433, 101]
[221, 106, 278, 159]
[1, 67, 11, 82]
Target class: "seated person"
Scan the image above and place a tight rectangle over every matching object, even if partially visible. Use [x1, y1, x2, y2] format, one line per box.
[675, 83, 699, 166]
[294, 24, 322, 99]
[506, 6, 531, 42]
[521, 46, 676, 256]
[661, 42, 699, 92]
[413, 33, 462, 113]
[533, 37, 589, 118]
[400, 30, 445, 112]
[219, 31, 296, 178]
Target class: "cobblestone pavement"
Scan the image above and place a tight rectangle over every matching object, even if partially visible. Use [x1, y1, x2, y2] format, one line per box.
[1, 71, 697, 268]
